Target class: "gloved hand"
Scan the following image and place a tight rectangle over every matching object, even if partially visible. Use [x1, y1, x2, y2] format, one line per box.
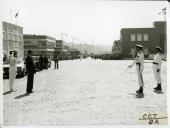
[128, 65, 133, 68]
[157, 69, 160, 72]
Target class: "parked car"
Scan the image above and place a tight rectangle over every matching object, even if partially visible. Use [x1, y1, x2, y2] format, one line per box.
[33, 56, 51, 71]
[34, 60, 40, 72]
[16, 59, 26, 77]
[3, 63, 9, 79]
[3, 59, 26, 78]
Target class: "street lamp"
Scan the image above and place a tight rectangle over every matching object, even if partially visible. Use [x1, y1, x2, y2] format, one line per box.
[72, 37, 77, 48]
[72, 37, 77, 43]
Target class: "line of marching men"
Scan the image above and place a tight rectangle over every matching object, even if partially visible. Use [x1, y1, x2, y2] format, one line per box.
[128, 44, 163, 94]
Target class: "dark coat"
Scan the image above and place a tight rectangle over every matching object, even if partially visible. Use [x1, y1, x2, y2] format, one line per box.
[26, 56, 36, 74]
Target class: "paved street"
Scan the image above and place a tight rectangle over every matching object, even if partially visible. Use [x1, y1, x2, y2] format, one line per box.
[3, 58, 167, 125]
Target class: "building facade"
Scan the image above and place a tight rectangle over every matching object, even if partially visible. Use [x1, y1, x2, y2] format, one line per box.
[153, 21, 166, 55]
[112, 40, 122, 55]
[55, 40, 63, 52]
[2, 21, 24, 59]
[120, 21, 166, 59]
[24, 34, 56, 58]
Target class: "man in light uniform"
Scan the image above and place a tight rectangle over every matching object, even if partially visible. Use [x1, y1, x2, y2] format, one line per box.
[128, 44, 144, 94]
[153, 46, 162, 91]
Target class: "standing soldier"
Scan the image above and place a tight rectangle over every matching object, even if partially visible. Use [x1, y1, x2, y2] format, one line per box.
[128, 44, 144, 94]
[153, 46, 162, 91]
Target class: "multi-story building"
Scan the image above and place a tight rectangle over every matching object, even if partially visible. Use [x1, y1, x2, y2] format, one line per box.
[61, 45, 80, 60]
[2, 21, 24, 59]
[55, 40, 63, 52]
[120, 21, 166, 59]
[24, 34, 56, 58]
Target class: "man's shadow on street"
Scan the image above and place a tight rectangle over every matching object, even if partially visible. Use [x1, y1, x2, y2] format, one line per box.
[15, 93, 30, 99]
[3, 91, 12, 95]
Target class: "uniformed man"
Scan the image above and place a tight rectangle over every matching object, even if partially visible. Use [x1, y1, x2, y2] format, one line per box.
[153, 46, 162, 91]
[128, 44, 144, 94]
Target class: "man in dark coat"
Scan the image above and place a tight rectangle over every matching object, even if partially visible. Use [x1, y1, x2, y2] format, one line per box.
[54, 56, 59, 69]
[42, 56, 47, 69]
[39, 55, 43, 71]
[26, 50, 36, 93]
[54, 51, 60, 69]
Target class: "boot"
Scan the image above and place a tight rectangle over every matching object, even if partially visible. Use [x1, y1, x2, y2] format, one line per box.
[154, 84, 158, 90]
[136, 87, 143, 94]
[155, 84, 162, 91]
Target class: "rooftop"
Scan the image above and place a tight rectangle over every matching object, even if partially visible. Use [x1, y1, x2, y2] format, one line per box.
[24, 34, 56, 40]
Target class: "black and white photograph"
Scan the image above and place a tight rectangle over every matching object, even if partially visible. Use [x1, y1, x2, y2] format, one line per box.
[1, 0, 170, 127]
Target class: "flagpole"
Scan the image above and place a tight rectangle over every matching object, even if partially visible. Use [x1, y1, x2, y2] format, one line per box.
[14, 11, 19, 57]
[10, 5, 12, 24]
[158, 7, 167, 58]
[164, 12, 166, 21]
[163, 8, 167, 58]
[164, 11, 167, 58]
[15, 11, 19, 26]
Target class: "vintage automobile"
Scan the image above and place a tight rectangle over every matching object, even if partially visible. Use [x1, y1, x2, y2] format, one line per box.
[32, 56, 51, 71]
[3, 59, 26, 78]
[32, 56, 40, 71]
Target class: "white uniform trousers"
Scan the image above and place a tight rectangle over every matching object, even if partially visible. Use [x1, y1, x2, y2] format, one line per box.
[153, 65, 161, 84]
[136, 65, 144, 87]
[9, 66, 17, 91]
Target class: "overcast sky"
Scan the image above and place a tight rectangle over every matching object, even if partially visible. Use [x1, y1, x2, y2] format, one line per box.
[0, 0, 169, 46]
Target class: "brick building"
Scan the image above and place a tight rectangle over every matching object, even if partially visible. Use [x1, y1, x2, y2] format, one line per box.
[2, 21, 24, 59]
[120, 21, 166, 59]
[153, 21, 167, 55]
[112, 40, 121, 55]
[24, 34, 56, 58]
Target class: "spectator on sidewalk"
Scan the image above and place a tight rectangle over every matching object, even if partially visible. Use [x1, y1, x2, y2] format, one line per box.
[54, 52, 60, 69]
[3, 54, 7, 63]
[43, 56, 48, 69]
[39, 55, 43, 71]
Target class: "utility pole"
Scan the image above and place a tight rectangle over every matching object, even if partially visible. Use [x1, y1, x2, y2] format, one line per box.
[61, 33, 67, 47]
